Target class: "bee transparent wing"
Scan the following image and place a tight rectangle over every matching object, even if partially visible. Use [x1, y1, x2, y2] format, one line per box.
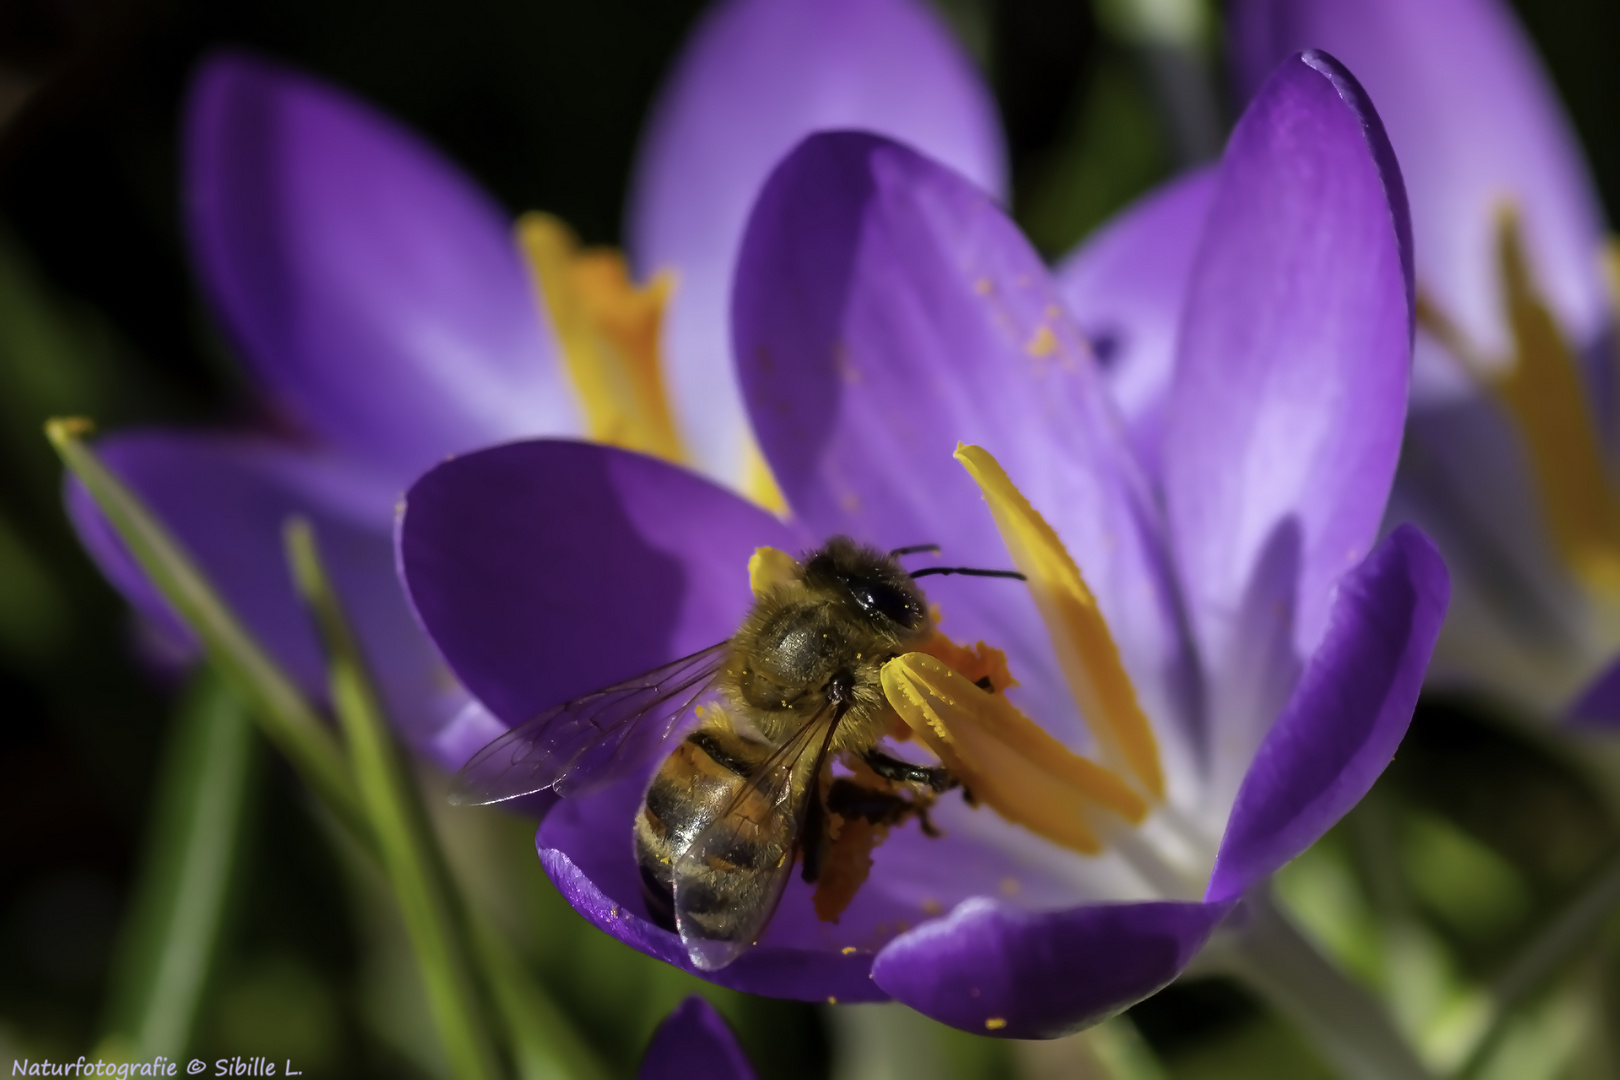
[450, 641, 731, 805]
[672, 702, 843, 971]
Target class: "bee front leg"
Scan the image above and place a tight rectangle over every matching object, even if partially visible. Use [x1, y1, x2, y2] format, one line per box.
[861, 750, 959, 793]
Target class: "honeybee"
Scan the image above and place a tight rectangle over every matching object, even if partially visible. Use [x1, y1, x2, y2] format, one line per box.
[452, 537, 1022, 970]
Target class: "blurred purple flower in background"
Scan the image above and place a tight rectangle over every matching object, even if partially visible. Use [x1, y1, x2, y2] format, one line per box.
[398, 53, 1448, 1037]
[63, 0, 1005, 771]
[1233, 0, 1620, 729]
[637, 997, 755, 1080]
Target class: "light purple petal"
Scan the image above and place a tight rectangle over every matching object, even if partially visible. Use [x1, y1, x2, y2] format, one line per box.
[1053, 166, 1218, 481]
[1230, 0, 1610, 368]
[871, 897, 1231, 1038]
[187, 52, 577, 487]
[64, 430, 467, 764]
[398, 440, 809, 728]
[733, 131, 1199, 775]
[1206, 526, 1449, 903]
[1164, 51, 1414, 695]
[638, 997, 756, 1080]
[629, 0, 1005, 487]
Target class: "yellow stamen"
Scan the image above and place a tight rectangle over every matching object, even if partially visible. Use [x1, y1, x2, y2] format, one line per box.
[748, 546, 801, 598]
[516, 213, 685, 464]
[952, 444, 1165, 799]
[882, 654, 1147, 854]
[1417, 209, 1620, 592]
[741, 434, 788, 515]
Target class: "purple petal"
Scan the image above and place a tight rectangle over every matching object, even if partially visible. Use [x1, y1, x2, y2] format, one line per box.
[639, 997, 756, 1080]
[187, 52, 577, 487]
[1163, 52, 1414, 685]
[871, 897, 1231, 1038]
[1053, 166, 1218, 481]
[397, 440, 809, 728]
[1230, 0, 1610, 365]
[1565, 653, 1620, 730]
[64, 430, 467, 765]
[1206, 526, 1449, 903]
[629, 0, 1005, 487]
[540, 739, 1154, 986]
[734, 131, 1198, 772]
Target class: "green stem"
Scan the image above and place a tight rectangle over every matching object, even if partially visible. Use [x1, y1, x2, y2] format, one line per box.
[46, 418, 365, 839]
[471, 922, 609, 1080]
[1457, 847, 1620, 1075]
[285, 519, 503, 1080]
[50, 417, 603, 1080]
[1213, 889, 1436, 1080]
[100, 669, 255, 1057]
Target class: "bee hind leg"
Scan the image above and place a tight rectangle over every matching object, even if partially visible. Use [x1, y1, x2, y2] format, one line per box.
[801, 786, 829, 884]
[861, 750, 958, 793]
[827, 777, 943, 835]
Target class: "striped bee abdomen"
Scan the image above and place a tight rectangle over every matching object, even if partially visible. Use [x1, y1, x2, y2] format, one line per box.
[634, 721, 774, 933]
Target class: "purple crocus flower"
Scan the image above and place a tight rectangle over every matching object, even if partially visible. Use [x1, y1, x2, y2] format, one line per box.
[65, 0, 1004, 770]
[1231, 0, 1620, 728]
[397, 52, 1449, 1036]
[638, 997, 755, 1080]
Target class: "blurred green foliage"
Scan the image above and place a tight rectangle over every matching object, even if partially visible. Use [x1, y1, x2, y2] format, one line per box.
[4, 0, 1620, 1077]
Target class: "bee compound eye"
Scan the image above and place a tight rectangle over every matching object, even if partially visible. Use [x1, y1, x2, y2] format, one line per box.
[850, 581, 922, 628]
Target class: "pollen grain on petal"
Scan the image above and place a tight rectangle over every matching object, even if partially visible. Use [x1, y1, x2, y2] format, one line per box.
[1025, 325, 1059, 359]
[516, 212, 686, 464]
[953, 443, 1165, 800]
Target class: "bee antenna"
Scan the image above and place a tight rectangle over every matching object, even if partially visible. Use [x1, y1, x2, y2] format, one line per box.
[909, 566, 1026, 581]
[890, 543, 942, 558]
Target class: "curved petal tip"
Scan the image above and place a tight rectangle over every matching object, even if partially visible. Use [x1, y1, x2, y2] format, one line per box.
[1207, 525, 1449, 902]
[871, 896, 1231, 1038]
[638, 996, 756, 1080]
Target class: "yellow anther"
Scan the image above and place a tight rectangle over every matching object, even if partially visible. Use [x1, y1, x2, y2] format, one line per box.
[517, 213, 685, 464]
[748, 546, 801, 598]
[1418, 209, 1620, 593]
[882, 653, 1147, 855]
[953, 444, 1165, 800]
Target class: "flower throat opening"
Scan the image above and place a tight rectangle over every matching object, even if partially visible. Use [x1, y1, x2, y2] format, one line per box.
[750, 444, 1164, 896]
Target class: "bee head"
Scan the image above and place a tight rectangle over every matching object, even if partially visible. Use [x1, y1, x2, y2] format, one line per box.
[803, 537, 928, 633]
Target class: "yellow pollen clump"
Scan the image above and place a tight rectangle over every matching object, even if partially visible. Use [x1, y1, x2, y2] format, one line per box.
[517, 213, 685, 464]
[1417, 207, 1620, 593]
[952, 444, 1164, 800]
[915, 633, 1018, 695]
[985, 1018, 1007, 1031]
[748, 546, 801, 598]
